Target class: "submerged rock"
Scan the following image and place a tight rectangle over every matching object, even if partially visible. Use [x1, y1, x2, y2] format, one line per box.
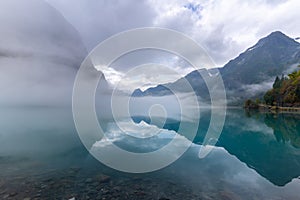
[96, 174, 111, 183]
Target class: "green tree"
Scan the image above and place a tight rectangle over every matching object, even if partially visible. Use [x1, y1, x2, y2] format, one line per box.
[244, 99, 253, 108]
[288, 71, 297, 80]
[273, 76, 281, 89]
[255, 98, 261, 105]
[264, 90, 275, 105]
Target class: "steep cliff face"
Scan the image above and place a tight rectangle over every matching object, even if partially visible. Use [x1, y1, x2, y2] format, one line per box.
[0, 0, 87, 105]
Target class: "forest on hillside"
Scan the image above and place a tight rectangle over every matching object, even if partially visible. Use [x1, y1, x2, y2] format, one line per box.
[245, 65, 300, 108]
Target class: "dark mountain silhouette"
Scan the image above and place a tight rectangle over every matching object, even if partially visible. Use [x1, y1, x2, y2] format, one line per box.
[133, 31, 300, 105]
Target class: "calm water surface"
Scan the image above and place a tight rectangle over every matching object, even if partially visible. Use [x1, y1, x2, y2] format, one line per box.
[0, 107, 300, 199]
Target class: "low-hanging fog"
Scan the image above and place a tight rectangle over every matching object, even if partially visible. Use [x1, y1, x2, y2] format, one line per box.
[0, 0, 201, 116]
[0, 0, 86, 106]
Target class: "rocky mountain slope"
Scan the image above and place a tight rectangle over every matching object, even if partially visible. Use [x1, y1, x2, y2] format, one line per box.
[134, 31, 300, 105]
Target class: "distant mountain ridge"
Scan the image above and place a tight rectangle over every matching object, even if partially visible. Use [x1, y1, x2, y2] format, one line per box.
[133, 31, 300, 105]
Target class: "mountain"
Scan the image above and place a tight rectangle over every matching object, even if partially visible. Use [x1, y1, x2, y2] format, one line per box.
[0, 0, 109, 106]
[221, 31, 300, 87]
[133, 31, 300, 105]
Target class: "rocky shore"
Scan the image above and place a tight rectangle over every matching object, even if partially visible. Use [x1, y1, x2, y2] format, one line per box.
[0, 166, 240, 200]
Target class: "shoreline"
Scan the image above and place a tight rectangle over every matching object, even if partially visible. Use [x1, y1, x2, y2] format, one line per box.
[245, 104, 300, 114]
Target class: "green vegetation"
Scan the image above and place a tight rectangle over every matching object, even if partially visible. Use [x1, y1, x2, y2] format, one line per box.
[244, 98, 260, 109]
[264, 65, 300, 107]
[264, 113, 300, 148]
[245, 65, 300, 109]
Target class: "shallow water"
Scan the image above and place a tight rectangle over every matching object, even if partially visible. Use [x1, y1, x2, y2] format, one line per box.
[0, 107, 300, 199]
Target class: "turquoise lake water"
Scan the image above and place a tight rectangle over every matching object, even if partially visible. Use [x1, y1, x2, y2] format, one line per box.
[0, 107, 299, 199]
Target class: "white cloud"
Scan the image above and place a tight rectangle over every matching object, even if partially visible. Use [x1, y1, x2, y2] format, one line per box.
[92, 49, 195, 91]
[97, 63, 187, 92]
[46, 0, 300, 90]
[91, 118, 191, 153]
[47, 0, 156, 50]
[48, 0, 300, 67]
[96, 65, 124, 86]
[241, 80, 274, 96]
[149, 0, 300, 65]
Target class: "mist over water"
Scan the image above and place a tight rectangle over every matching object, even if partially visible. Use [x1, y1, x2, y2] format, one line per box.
[1, 1, 300, 199]
[0, 0, 88, 107]
[1, 107, 300, 199]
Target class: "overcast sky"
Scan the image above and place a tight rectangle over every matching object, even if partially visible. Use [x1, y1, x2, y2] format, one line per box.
[45, 0, 300, 90]
[1, 0, 299, 103]
[48, 0, 300, 65]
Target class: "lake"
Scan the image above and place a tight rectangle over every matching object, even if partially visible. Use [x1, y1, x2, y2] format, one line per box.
[0, 107, 300, 199]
